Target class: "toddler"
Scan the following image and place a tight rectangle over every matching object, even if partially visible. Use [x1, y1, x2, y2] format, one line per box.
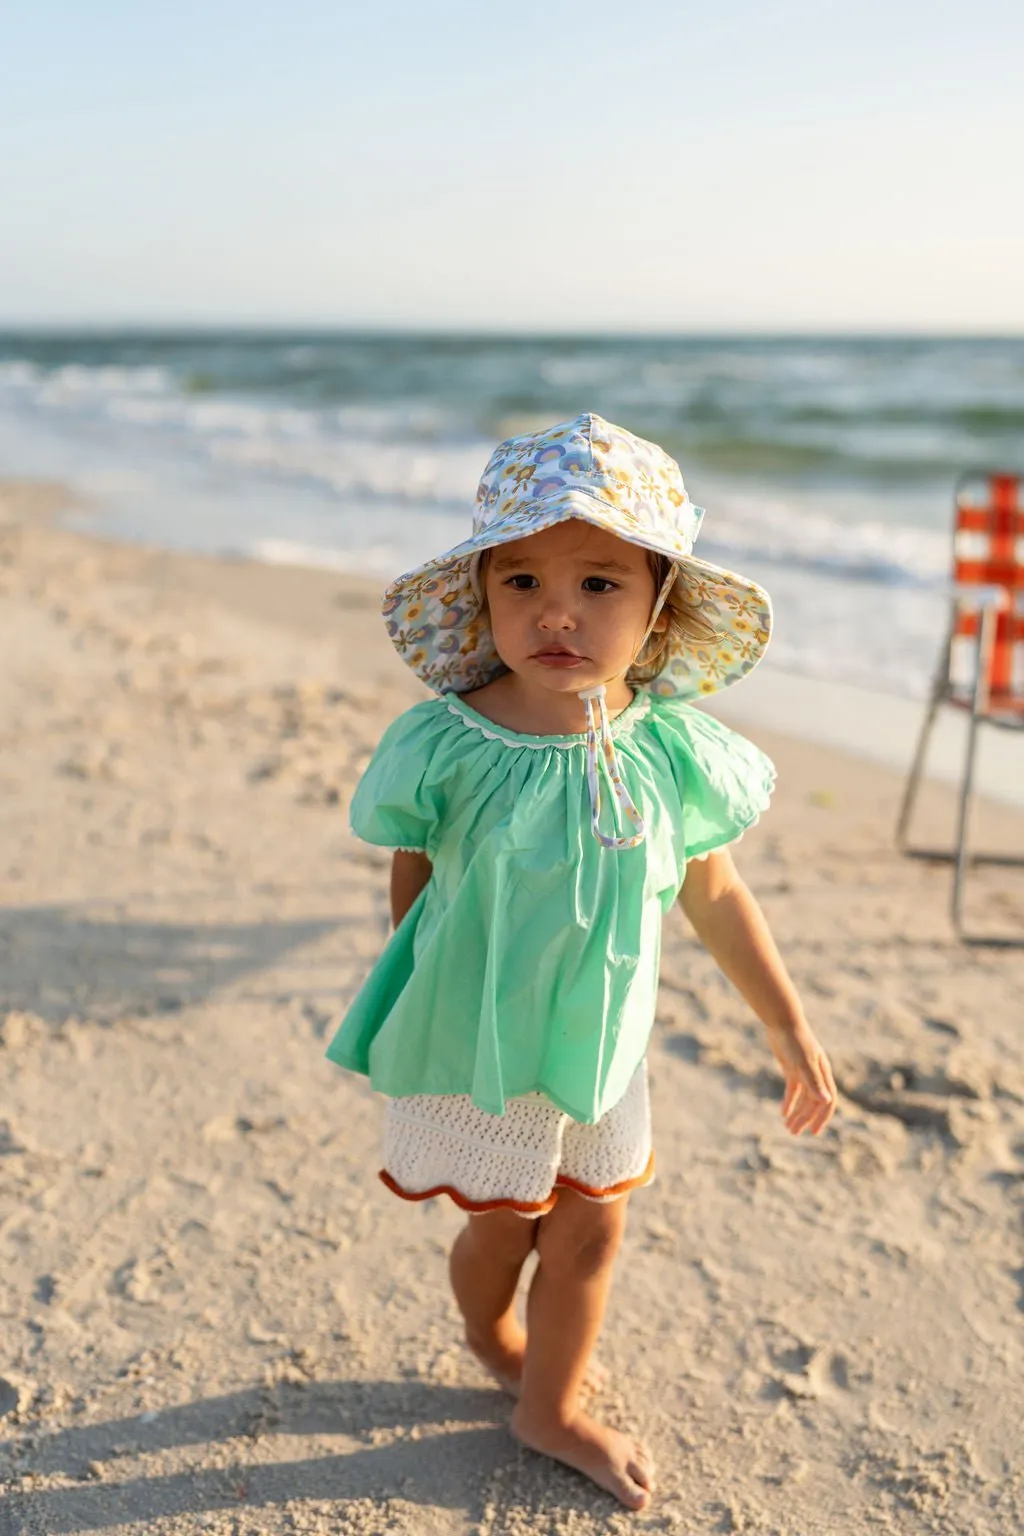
[327, 413, 836, 1511]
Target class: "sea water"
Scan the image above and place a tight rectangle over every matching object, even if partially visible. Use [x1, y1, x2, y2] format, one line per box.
[1, 331, 1022, 699]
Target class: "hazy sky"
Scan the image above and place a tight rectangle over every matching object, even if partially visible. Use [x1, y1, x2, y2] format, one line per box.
[2, 0, 1022, 331]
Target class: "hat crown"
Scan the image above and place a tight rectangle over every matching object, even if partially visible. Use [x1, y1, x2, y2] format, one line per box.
[474, 413, 703, 555]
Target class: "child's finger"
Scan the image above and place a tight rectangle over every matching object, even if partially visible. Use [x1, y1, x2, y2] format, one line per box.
[806, 1057, 833, 1102]
[789, 1079, 832, 1136]
[808, 1070, 839, 1132]
[786, 1104, 816, 1137]
[781, 1050, 837, 1135]
[784, 1084, 814, 1135]
[807, 1094, 836, 1135]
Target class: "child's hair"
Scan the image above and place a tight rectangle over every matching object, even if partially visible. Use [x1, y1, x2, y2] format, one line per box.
[628, 553, 717, 685]
[477, 548, 717, 686]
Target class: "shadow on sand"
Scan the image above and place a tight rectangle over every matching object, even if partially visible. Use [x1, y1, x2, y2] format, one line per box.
[2, 1378, 529, 1530]
[0, 904, 348, 1026]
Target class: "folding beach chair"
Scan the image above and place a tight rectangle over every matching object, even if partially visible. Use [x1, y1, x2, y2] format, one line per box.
[895, 472, 1024, 936]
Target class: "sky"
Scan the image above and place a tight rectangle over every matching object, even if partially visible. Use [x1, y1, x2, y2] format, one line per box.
[2, 0, 1023, 333]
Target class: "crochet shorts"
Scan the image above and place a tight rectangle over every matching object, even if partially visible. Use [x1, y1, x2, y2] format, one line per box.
[379, 1061, 654, 1218]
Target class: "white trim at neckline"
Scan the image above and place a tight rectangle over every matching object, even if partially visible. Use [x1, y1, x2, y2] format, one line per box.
[445, 691, 653, 750]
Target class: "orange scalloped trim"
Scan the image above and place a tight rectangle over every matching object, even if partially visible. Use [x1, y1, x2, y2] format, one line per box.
[378, 1151, 655, 1217]
[378, 1169, 558, 1215]
[556, 1151, 656, 1202]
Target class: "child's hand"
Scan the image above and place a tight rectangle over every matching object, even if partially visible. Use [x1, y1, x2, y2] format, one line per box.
[766, 1022, 837, 1136]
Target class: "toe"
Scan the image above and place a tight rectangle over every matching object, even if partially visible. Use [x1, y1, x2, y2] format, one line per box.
[619, 1476, 650, 1511]
[628, 1443, 655, 1490]
[607, 1468, 648, 1511]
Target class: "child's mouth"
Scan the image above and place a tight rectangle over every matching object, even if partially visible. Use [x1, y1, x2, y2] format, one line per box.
[532, 648, 585, 669]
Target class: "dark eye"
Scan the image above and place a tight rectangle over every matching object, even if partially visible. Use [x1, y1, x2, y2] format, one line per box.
[582, 577, 618, 594]
[504, 573, 538, 590]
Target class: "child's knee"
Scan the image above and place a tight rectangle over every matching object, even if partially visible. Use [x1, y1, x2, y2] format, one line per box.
[462, 1208, 537, 1268]
[536, 1198, 625, 1282]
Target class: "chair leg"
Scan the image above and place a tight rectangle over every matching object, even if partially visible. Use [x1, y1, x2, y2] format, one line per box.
[952, 704, 982, 933]
[951, 604, 995, 935]
[896, 689, 942, 848]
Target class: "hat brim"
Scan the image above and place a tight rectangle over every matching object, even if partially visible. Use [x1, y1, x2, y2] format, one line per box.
[381, 491, 771, 702]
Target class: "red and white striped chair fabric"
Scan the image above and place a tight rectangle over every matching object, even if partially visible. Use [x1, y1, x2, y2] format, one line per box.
[947, 473, 1024, 714]
[897, 472, 1024, 936]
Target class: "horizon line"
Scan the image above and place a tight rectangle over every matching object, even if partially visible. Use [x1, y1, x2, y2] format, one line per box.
[2, 319, 1023, 342]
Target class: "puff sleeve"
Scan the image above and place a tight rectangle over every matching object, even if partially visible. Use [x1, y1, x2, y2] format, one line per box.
[349, 701, 449, 856]
[646, 697, 776, 861]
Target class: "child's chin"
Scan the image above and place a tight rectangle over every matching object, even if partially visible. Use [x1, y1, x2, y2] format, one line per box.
[532, 667, 602, 693]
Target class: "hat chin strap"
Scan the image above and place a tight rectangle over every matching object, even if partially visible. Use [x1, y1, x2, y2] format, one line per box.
[642, 562, 679, 654]
[577, 562, 678, 851]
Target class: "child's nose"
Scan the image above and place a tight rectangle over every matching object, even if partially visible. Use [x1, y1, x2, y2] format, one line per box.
[538, 596, 577, 630]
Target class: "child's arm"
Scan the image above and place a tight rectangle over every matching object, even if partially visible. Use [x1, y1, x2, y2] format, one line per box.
[679, 849, 836, 1137]
[391, 850, 433, 927]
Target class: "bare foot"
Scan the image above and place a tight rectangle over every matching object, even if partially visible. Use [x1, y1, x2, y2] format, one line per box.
[467, 1328, 608, 1399]
[511, 1404, 655, 1510]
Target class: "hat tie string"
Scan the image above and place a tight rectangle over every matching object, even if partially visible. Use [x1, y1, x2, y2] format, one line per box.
[578, 685, 646, 850]
[575, 561, 678, 852]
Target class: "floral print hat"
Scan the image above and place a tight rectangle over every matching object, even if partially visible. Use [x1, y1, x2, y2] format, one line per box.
[382, 412, 772, 703]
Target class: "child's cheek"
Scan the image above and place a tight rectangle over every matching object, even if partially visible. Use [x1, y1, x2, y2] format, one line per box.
[487, 603, 518, 663]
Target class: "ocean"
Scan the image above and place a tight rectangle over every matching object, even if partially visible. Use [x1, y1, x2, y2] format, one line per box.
[2, 331, 1022, 699]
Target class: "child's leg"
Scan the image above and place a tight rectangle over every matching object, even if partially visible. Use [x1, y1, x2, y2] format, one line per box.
[511, 1189, 654, 1510]
[449, 1208, 537, 1393]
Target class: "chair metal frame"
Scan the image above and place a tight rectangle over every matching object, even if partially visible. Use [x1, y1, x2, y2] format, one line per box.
[895, 472, 1024, 937]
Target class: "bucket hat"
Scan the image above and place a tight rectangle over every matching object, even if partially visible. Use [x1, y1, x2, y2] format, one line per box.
[381, 412, 771, 703]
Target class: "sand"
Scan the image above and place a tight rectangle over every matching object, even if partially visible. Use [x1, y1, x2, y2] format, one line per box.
[2, 479, 1023, 1536]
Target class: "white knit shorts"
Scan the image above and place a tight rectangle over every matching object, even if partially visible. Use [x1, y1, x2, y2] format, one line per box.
[380, 1061, 654, 1218]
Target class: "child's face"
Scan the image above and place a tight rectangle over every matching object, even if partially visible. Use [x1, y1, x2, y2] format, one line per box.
[483, 520, 662, 696]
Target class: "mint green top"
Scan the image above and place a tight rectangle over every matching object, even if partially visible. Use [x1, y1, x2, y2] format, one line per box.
[325, 691, 775, 1124]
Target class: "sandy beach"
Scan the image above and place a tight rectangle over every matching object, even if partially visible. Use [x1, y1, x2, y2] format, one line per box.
[2, 479, 1024, 1535]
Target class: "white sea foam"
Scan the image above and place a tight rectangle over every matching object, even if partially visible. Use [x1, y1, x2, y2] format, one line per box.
[0, 341, 1001, 703]
[0, 360, 489, 509]
[39, 364, 170, 400]
[249, 537, 400, 575]
[702, 486, 950, 587]
[0, 352, 955, 592]
[0, 360, 39, 387]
